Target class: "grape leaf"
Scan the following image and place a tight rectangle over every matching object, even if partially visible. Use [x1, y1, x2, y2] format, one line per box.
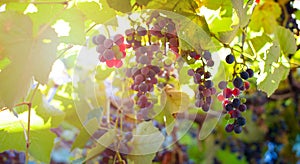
[249, 34, 272, 55]
[249, 1, 281, 34]
[72, 118, 99, 150]
[95, 66, 114, 81]
[264, 42, 280, 72]
[179, 66, 192, 84]
[32, 90, 65, 127]
[29, 5, 86, 45]
[201, 0, 232, 16]
[77, 1, 116, 25]
[127, 122, 165, 163]
[0, 11, 59, 108]
[5, 2, 28, 13]
[0, 110, 56, 163]
[258, 64, 289, 97]
[154, 87, 189, 135]
[83, 129, 116, 162]
[231, 0, 251, 28]
[209, 17, 233, 33]
[275, 26, 297, 54]
[106, 0, 132, 13]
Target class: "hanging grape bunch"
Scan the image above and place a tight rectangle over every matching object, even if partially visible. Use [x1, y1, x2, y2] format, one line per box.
[92, 33, 126, 68]
[184, 50, 217, 112]
[217, 53, 255, 134]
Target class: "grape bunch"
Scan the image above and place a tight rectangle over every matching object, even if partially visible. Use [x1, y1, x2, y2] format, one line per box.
[186, 50, 217, 112]
[217, 54, 254, 134]
[126, 65, 161, 120]
[92, 34, 126, 68]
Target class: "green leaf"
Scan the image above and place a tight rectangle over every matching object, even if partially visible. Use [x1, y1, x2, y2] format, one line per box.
[83, 129, 116, 162]
[0, 11, 59, 108]
[275, 26, 297, 54]
[95, 66, 114, 81]
[77, 1, 116, 24]
[264, 42, 281, 72]
[29, 5, 86, 45]
[202, 0, 232, 15]
[249, 1, 281, 34]
[72, 118, 99, 149]
[179, 66, 192, 84]
[154, 87, 189, 135]
[0, 110, 56, 163]
[32, 90, 65, 127]
[127, 122, 165, 163]
[249, 34, 272, 55]
[106, 0, 132, 13]
[147, 0, 198, 16]
[258, 64, 289, 97]
[6, 2, 28, 13]
[231, 0, 251, 27]
[209, 17, 233, 33]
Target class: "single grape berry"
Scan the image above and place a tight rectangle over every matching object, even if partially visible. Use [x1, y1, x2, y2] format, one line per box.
[238, 104, 247, 112]
[240, 71, 249, 80]
[236, 117, 246, 126]
[138, 83, 149, 92]
[232, 98, 241, 108]
[218, 81, 227, 89]
[225, 124, 234, 132]
[204, 80, 214, 88]
[223, 88, 232, 98]
[233, 77, 243, 88]
[225, 103, 234, 111]
[206, 60, 214, 67]
[232, 88, 240, 96]
[234, 124, 242, 134]
[246, 68, 254, 78]
[225, 54, 235, 64]
[203, 51, 212, 60]
[187, 69, 194, 76]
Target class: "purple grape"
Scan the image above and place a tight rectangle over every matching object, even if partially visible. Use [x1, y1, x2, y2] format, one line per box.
[103, 49, 115, 60]
[240, 71, 249, 80]
[206, 59, 214, 67]
[96, 34, 106, 44]
[134, 74, 144, 84]
[193, 73, 201, 83]
[232, 98, 241, 108]
[195, 99, 204, 107]
[113, 34, 124, 45]
[187, 69, 194, 76]
[141, 67, 150, 75]
[218, 81, 227, 89]
[169, 38, 179, 47]
[246, 68, 254, 78]
[203, 89, 211, 97]
[124, 132, 133, 141]
[96, 45, 106, 54]
[137, 26, 147, 36]
[204, 80, 213, 88]
[103, 39, 113, 49]
[233, 77, 243, 88]
[139, 55, 149, 64]
[139, 83, 149, 92]
[203, 51, 211, 60]
[202, 103, 210, 112]
[236, 117, 246, 126]
[238, 104, 247, 112]
[225, 103, 234, 111]
[225, 124, 234, 132]
[234, 124, 242, 134]
[225, 54, 235, 64]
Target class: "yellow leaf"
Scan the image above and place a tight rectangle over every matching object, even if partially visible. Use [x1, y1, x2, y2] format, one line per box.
[163, 86, 190, 115]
